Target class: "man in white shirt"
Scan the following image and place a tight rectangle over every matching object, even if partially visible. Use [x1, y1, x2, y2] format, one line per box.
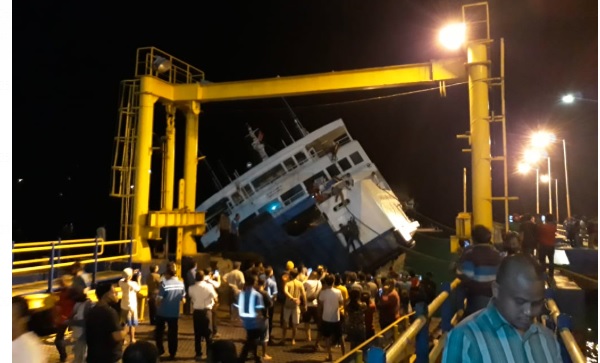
[303, 271, 322, 342]
[204, 267, 222, 338]
[318, 274, 345, 361]
[118, 267, 141, 344]
[223, 261, 245, 320]
[188, 270, 218, 360]
[12, 296, 47, 363]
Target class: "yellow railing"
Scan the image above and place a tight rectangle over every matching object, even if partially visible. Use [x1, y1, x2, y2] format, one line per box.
[335, 312, 415, 363]
[12, 238, 106, 266]
[386, 278, 461, 362]
[546, 298, 586, 363]
[12, 240, 132, 274]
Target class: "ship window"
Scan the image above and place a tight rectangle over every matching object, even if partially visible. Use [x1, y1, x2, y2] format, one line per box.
[231, 191, 244, 205]
[251, 164, 286, 191]
[303, 171, 328, 193]
[350, 151, 364, 165]
[326, 164, 341, 178]
[243, 184, 255, 197]
[338, 157, 352, 171]
[294, 151, 308, 165]
[283, 157, 297, 172]
[281, 184, 306, 206]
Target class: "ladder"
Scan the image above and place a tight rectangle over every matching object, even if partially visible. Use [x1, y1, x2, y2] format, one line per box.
[110, 80, 140, 240]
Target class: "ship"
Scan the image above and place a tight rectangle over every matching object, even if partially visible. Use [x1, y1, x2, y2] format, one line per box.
[196, 118, 420, 273]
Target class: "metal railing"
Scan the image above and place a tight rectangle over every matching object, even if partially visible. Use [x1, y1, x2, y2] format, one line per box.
[13, 238, 135, 293]
[545, 290, 586, 363]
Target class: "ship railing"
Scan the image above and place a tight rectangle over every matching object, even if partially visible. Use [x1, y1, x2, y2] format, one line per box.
[13, 238, 135, 293]
[308, 135, 353, 160]
[335, 278, 463, 363]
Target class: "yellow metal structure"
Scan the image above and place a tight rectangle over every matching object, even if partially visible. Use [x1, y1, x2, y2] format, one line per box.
[115, 48, 468, 263]
[111, 2, 519, 262]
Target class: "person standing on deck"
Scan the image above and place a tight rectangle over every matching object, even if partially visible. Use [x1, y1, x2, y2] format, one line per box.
[118, 267, 141, 344]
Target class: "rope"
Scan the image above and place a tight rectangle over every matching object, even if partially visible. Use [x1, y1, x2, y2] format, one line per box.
[343, 205, 453, 266]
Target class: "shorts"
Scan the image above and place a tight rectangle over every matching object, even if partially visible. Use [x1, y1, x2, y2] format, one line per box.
[260, 320, 270, 343]
[283, 306, 300, 326]
[319, 321, 342, 341]
[120, 307, 139, 327]
[301, 306, 320, 324]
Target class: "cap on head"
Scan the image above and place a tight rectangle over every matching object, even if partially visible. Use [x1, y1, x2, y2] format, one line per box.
[286, 261, 294, 270]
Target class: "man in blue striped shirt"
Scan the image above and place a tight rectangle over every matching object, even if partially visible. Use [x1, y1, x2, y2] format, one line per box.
[443, 254, 562, 362]
[237, 273, 265, 363]
[155, 262, 186, 360]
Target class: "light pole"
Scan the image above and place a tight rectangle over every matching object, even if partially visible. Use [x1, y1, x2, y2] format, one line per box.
[555, 178, 559, 222]
[562, 139, 571, 219]
[547, 157, 552, 214]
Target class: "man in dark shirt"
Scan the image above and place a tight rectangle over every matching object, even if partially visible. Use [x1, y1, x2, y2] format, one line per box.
[86, 283, 124, 363]
[519, 214, 538, 256]
[537, 214, 557, 279]
[456, 225, 503, 316]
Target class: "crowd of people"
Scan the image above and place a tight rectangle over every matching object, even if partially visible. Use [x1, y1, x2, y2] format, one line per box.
[13, 216, 569, 362]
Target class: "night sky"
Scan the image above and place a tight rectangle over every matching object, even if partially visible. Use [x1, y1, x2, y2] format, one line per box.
[13, 1, 598, 242]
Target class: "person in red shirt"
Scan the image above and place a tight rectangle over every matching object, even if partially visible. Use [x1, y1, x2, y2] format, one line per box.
[54, 275, 76, 362]
[537, 214, 557, 279]
[376, 279, 400, 330]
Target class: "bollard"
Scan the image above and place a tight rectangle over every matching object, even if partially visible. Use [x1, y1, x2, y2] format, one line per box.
[129, 238, 134, 267]
[440, 281, 453, 332]
[93, 237, 99, 288]
[557, 314, 573, 363]
[366, 346, 386, 363]
[48, 241, 56, 293]
[415, 302, 429, 363]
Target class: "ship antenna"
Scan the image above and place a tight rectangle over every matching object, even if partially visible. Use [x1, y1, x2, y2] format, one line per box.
[199, 151, 223, 191]
[246, 124, 268, 161]
[280, 119, 295, 144]
[281, 97, 308, 137]
[218, 160, 233, 184]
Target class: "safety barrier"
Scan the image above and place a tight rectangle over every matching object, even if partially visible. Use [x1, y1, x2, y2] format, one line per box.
[336, 278, 463, 363]
[545, 290, 586, 363]
[13, 238, 135, 293]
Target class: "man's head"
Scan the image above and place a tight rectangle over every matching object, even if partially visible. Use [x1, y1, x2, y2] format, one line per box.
[123, 267, 133, 281]
[503, 231, 521, 254]
[195, 270, 206, 282]
[265, 266, 273, 277]
[245, 273, 258, 288]
[289, 269, 299, 280]
[235, 213, 240, 221]
[149, 264, 159, 273]
[322, 274, 335, 287]
[12, 296, 30, 340]
[122, 341, 159, 363]
[233, 261, 242, 270]
[492, 253, 546, 332]
[383, 278, 395, 293]
[165, 262, 177, 277]
[471, 225, 492, 244]
[96, 282, 118, 304]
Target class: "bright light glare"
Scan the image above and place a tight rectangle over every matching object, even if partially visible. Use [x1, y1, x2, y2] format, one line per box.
[439, 23, 466, 50]
[562, 94, 575, 104]
[523, 149, 542, 164]
[540, 174, 550, 183]
[531, 131, 556, 149]
[517, 163, 531, 174]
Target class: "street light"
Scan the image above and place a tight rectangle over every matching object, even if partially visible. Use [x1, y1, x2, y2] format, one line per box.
[439, 23, 466, 50]
[529, 131, 571, 218]
[561, 92, 598, 104]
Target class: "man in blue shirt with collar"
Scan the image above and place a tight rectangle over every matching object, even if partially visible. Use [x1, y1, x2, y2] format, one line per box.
[155, 262, 186, 360]
[263, 266, 278, 344]
[442, 254, 562, 362]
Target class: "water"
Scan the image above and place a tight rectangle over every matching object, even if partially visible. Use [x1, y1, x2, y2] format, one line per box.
[582, 290, 598, 362]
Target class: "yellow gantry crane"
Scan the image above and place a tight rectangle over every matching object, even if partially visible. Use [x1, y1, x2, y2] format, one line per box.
[111, 2, 513, 264]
